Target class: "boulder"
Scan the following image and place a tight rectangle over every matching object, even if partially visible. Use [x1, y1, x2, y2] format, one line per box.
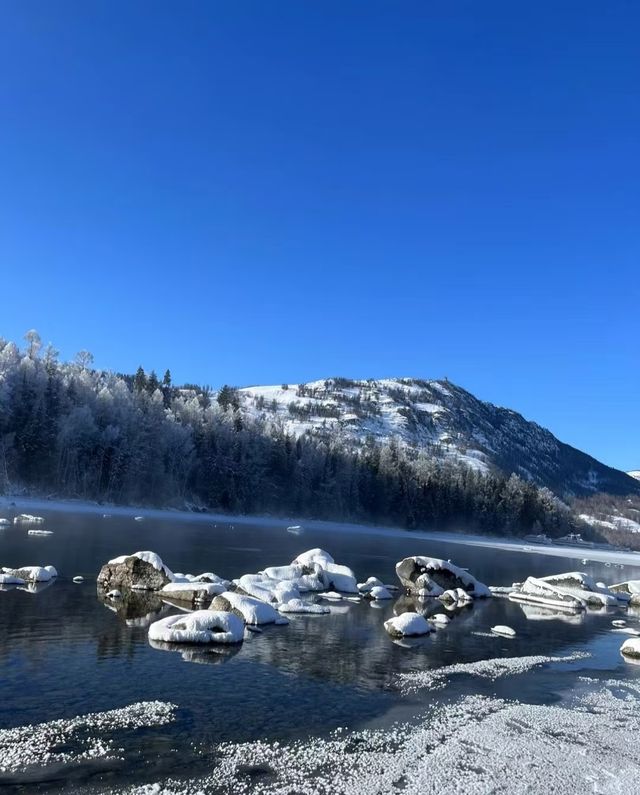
[3, 565, 57, 582]
[97, 551, 173, 592]
[395, 557, 490, 598]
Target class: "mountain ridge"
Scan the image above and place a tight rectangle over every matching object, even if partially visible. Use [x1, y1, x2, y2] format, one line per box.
[234, 376, 639, 499]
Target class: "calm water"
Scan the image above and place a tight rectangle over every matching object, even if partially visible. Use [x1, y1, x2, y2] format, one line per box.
[1, 500, 639, 791]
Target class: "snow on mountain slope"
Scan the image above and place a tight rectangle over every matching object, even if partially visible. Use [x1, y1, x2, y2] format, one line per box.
[628, 471, 640, 481]
[236, 378, 640, 498]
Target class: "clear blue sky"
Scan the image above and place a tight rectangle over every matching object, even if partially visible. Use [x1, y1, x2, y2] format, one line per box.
[0, 1, 638, 471]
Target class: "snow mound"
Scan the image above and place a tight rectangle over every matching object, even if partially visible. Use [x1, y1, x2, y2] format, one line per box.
[384, 613, 432, 638]
[366, 585, 393, 600]
[148, 610, 244, 644]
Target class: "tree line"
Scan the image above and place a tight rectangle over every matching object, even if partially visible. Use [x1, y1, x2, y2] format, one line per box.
[0, 332, 591, 538]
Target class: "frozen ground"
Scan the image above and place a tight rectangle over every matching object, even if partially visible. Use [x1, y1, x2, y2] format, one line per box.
[5, 495, 640, 568]
[121, 675, 640, 795]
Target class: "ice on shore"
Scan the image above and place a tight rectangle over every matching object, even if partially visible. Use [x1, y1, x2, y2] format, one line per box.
[148, 610, 244, 644]
[0, 700, 176, 774]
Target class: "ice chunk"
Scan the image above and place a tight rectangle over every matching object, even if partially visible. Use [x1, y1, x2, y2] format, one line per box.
[148, 610, 244, 644]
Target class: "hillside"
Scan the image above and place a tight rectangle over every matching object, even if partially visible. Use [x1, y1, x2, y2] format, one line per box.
[237, 378, 640, 499]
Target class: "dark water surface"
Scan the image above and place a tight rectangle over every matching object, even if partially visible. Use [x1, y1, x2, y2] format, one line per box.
[1, 500, 639, 791]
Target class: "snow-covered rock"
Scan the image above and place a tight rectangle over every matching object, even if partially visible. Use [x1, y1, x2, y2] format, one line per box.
[610, 581, 640, 606]
[620, 638, 640, 660]
[27, 529, 53, 536]
[395, 557, 490, 598]
[160, 582, 226, 604]
[2, 565, 57, 583]
[13, 514, 44, 524]
[211, 592, 288, 625]
[73, 576, 84, 583]
[0, 518, 10, 526]
[429, 613, 450, 625]
[97, 551, 174, 592]
[510, 571, 622, 610]
[292, 548, 335, 569]
[148, 610, 244, 644]
[277, 599, 330, 614]
[384, 612, 432, 638]
[491, 625, 516, 637]
[358, 577, 385, 593]
[364, 585, 393, 600]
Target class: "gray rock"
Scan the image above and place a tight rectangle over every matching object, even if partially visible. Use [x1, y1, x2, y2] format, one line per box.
[97, 556, 171, 592]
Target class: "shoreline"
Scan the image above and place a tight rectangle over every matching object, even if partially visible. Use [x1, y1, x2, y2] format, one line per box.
[3, 493, 640, 567]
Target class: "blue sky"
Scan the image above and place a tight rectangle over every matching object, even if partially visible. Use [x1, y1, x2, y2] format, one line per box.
[0, 1, 638, 471]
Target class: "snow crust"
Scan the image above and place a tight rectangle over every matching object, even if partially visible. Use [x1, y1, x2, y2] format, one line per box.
[124, 674, 640, 795]
[0, 701, 176, 774]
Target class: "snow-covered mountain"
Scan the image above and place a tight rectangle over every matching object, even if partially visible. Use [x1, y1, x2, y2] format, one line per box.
[236, 377, 640, 498]
[628, 471, 640, 481]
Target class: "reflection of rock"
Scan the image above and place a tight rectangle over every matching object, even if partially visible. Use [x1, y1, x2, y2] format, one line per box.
[97, 586, 165, 621]
[97, 551, 173, 592]
[16, 579, 56, 595]
[518, 603, 585, 625]
[395, 557, 490, 598]
[149, 638, 241, 664]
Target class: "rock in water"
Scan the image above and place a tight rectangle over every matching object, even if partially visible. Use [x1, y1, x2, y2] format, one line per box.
[620, 638, 640, 661]
[395, 556, 490, 598]
[384, 613, 432, 638]
[148, 610, 244, 644]
[97, 551, 173, 592]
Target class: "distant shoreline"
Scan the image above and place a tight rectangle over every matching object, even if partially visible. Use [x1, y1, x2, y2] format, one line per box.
[3, 493, 640, 568]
